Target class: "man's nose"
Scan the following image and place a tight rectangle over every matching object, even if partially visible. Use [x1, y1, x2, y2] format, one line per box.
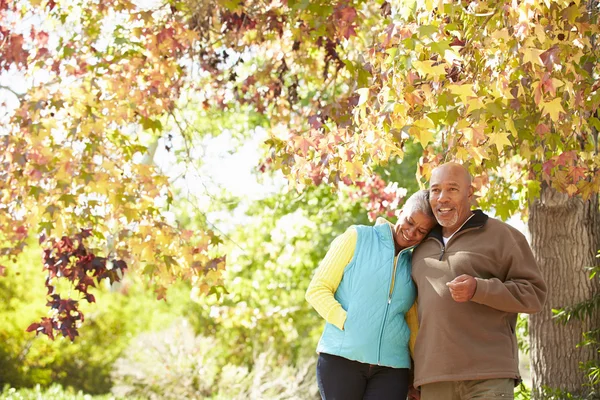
[438, 190, 450, 202]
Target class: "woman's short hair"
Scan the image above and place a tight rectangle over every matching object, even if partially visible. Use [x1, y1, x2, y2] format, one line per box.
[403, 189, 434, 218]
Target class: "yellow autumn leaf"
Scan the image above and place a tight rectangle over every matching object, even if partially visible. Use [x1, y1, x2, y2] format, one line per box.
[414, 117, 435, 129]
[468, 146, 489, 164]
[505, 119, 518, 136]
[521, 47, 545, 66]
[566, 184, 578, 196]
[491, 28, 510, 42]
[541, 98, 565, 122]
[466, 97, 485, 113]
[448, 84, 475, 103]
[344, 161, 364, 180]
[488, 131, 513, 153]
[455, 146, 470, 162]
[412, 60, 447, 78]
[410, 122, 435, 149]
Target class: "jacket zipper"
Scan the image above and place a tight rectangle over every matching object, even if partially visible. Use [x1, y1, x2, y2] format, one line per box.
[435, 226, 482, 260]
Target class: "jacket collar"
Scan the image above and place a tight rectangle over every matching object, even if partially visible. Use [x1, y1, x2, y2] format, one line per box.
[427, 209, 488, 242]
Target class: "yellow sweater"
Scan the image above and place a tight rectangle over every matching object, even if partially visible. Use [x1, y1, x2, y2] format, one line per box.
[306, 227, 419, 358]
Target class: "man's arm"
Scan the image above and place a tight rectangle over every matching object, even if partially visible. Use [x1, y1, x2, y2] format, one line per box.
[305, 227, 357, 330]
[450, 229, 547, 313]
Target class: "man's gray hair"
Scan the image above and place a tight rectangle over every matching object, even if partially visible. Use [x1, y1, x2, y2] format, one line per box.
[403, 189, 434, 218]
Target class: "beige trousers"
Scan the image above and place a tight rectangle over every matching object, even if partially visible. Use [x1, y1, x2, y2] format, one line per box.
[420, 378, 514, 400]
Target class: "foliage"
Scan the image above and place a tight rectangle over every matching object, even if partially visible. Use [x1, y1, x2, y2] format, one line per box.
[111, 318, 319, 400]
[516, 313, 531, 354]
[1, 0, 225, 337]
[0, 384, 116, 400]
[0, 243, 198, 394]
[347, 0, 599, 211]
[25, 231, 127, 341]
[111, 319, 219, 399]
[212, 352, 319, 400]
[185, 182, 372, 365]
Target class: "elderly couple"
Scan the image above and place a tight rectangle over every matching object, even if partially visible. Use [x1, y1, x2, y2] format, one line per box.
[306, 163, 547, 400]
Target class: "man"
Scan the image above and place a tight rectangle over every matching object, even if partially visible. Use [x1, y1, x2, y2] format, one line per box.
[410, 163, 547, 400]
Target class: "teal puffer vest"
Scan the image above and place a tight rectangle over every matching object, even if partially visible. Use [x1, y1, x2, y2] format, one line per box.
[316, 223, 416, 368]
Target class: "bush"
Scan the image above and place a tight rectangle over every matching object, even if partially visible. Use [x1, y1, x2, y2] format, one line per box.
[111, 319, 220, 399]
[0, 244, 201, 394]
[111, 318, 319, 399]
[214, 352, 319, 400]
[0, 384, 114, 400]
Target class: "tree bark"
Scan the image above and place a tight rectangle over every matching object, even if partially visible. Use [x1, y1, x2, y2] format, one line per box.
[529, 184, 600, 398]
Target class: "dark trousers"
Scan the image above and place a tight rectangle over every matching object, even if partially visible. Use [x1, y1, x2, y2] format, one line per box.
[316, 353, 410, 400]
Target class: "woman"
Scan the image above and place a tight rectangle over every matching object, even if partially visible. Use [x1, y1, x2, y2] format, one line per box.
[305, 190, 436, 400]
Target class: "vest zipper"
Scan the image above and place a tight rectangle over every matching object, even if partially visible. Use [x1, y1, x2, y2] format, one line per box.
[388, 256, 398, 303]
[378, 223, 412, 364]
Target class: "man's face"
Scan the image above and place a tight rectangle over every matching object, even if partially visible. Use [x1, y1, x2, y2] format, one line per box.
[429, 165, 474, 236]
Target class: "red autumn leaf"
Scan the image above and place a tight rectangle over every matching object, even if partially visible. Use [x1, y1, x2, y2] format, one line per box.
[556, 150, 577, 167]
[36, 31, 49, 46]
[26, 322, 41, 332]
[535, 123, 550, 136]
[540, 45, 560, 71]
[4, 34, 29, 67]
[308, 115, 323, 130]
[569, 166, 587, 182]
[542, 160, 554, 177]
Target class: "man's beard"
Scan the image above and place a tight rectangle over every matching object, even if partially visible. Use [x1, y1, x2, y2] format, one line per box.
[436, 212, 458, 228]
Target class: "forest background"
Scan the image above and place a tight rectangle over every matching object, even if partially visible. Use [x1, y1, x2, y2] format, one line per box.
[0, 0, 599, 399]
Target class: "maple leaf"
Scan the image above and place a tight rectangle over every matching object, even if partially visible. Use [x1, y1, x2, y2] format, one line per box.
[535, 123, 550, 137]
[448, 83, 475, 103]
[308, 115, 323, 130]
[540, 45, 560, 71]
[293, 135, 315, 156]
[4, 33, 29, 68]
[565, 184, 578, 196]
[542, 160, 555, 178]
[521, 47, 544, 67]
[412, 60, 447, 78]
[555, 151, 577, 167]
[155, 285, 168, 301]
[569, 166, 587, 182]
[488, 131, 512, 153]
[540, 98, 565, 122]
[410, 120, 435, 148]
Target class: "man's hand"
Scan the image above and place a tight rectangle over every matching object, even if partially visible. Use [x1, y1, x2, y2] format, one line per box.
[446, 274, 477, 302]
[407, 385, 420, 400]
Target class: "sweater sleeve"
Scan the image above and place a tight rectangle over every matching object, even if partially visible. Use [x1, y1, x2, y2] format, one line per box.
[405, 299, 419, 359]
[470, 228, 547, 314]
[305, 227, 357, 330]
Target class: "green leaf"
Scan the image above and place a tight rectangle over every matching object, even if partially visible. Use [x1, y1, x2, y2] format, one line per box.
[418, 25, 438, 38]
[140, 117, 163, 133]
[430, 39, 452, 55]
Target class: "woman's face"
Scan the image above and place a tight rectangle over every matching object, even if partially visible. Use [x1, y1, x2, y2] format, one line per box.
[393, 209, 436, 249]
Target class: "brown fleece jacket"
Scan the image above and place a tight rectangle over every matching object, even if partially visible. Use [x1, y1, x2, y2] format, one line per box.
[411, 210, 547, 388]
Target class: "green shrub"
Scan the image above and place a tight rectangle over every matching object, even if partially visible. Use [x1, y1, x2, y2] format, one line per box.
[0, 384, 114, 400]
[111, 319, 220, 399]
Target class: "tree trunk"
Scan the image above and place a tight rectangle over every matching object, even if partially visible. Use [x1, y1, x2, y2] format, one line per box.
[528, 184, 600, 398]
